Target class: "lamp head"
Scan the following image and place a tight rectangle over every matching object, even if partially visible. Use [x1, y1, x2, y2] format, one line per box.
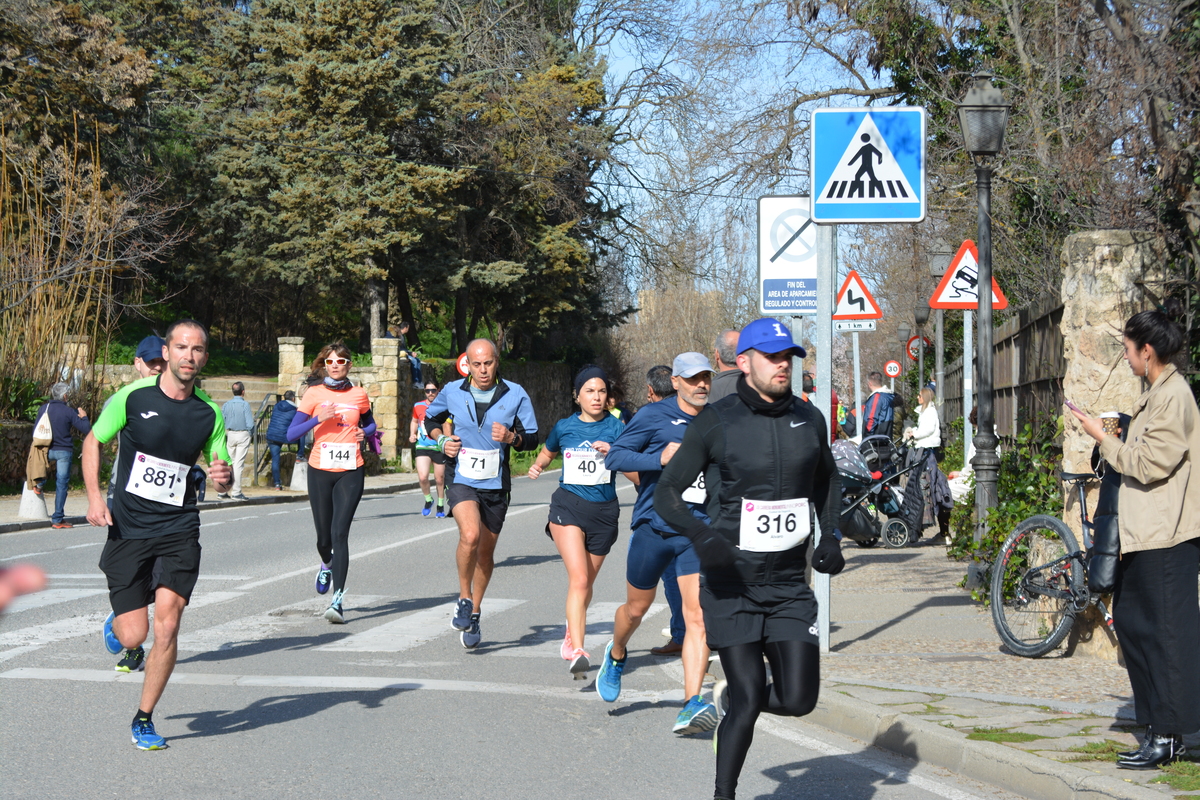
[957, 73, 1010, 159]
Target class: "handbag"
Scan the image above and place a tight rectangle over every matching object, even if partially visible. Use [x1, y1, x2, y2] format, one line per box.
[1087, 413, 1130, 594]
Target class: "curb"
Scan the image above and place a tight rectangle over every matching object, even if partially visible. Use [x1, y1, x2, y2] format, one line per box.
[0, 476, 423, 535]
[810, 689, 1164, 800]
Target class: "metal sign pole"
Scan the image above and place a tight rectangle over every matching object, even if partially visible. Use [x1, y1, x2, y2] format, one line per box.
[963, 309, 974, 470]
[852, 332, 862, 439]
[812, 223, 835, 654]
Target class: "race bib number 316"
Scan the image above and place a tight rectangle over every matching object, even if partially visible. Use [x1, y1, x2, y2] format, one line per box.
[738, 497, 811, 552]
[125, 452, 190, 507]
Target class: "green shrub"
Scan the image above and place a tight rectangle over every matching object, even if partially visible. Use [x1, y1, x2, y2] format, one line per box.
[947, 416, 1064, 602]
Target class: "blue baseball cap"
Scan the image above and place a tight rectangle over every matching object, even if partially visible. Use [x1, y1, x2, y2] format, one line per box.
[136, 335, 166, 363]
[737, 318, 806, 358]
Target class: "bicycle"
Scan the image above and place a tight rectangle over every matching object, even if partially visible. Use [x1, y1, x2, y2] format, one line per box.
[990, 470, 1114, 657]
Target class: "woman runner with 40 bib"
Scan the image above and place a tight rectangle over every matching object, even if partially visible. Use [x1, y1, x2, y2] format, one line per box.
[528, 366, 625, 678]
[287, 343, 376, 624]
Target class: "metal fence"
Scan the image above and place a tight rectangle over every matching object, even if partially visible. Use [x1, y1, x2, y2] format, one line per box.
[943, 293, 1065, 439]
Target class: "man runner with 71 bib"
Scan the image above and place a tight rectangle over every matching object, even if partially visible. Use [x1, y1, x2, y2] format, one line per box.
[654, 318, 844, 800]
[424, 339, 539, 648]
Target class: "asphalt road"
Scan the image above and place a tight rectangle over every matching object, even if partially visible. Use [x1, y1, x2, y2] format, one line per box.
[1, 474, 1024, 800]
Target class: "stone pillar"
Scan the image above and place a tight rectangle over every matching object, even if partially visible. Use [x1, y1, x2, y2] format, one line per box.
[277, 337, 306, 394]
[61, 335, 90, 385]
[1059, 229, 1166, 660]
[371, 337, 400, 461]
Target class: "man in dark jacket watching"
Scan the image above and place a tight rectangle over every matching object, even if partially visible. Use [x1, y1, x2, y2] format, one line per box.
[34, 382, 91, 528]
[655, 317, 843, 800]
[265, 390, 301, 490]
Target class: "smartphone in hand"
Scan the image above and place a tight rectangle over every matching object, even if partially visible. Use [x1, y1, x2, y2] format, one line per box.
[1065, 399, 1081, 413]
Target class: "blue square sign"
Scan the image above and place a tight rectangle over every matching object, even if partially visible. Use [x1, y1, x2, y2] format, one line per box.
[811, 107, 926, 223]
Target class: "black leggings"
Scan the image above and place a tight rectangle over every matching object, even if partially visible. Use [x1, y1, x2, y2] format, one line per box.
[714, 639, 821, 800]
[308, 466, 365, 594]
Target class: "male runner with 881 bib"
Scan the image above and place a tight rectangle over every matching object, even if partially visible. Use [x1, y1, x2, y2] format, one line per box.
[654, 318, 844, 800]
[83, 320, 232, 750]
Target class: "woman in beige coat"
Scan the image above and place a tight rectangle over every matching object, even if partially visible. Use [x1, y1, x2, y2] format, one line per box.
[1071, 310, 1200, 770]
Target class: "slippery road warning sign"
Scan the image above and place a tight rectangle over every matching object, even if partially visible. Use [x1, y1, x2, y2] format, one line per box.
[928, 240, 1008, 310]
[811, 107, 926, 223]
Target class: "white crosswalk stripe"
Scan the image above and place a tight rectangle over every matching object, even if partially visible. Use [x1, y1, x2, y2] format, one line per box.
[317, 598, 526, 652]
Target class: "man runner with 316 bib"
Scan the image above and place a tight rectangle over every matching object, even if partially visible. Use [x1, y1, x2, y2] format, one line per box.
[83, 320, 232, 750]
[425, 339, 539, 648]
[654, 318, 844, 800]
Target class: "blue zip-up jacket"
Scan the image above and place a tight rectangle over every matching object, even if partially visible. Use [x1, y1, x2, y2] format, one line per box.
[424, 377, 539, 493]
[604, 396, 709, 534]
[36, 399, 91, 451]
[266, 399, 298, 443]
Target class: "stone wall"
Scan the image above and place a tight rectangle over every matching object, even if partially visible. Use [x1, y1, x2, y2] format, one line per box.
[0, 423, 33, 486]
[1059, 229, 1167, 660]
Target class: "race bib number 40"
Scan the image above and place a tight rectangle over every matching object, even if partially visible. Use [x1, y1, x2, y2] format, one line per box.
[738, 497, 811, 552]
[562, 448, 608, 486]
[319, 442, 357, 470]
[125, 452, 190, 506]
[458, 447, 501, 480]
[682, 471, 707, 505]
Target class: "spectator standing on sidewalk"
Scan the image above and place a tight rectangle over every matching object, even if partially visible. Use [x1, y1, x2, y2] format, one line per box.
[33, 382, 91, 528]
[265, 390, 301, 490]
[220, 382, 254, 500]
[709, 329, 742, 402]
[1071, 310, 1200, 770]
[386, 322, 423, 389]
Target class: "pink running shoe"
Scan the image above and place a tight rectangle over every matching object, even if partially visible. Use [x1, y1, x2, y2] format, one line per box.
[560, 624, 574, 661]
[569, 648, 591, 677]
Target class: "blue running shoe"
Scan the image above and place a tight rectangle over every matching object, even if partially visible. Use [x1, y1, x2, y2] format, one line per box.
[673, 695, 719, 735]
[324, 589, 345, 624]
[451, 597, 473, 631]
[461, 613, 481, 649]
[131, 718, 166, 750]
[103, 611, 122, 655]
[435, 502, 446, 519]
[422, 499, 433, 517]
[315, 565, 332, 595]
[596, 640, 625, 702]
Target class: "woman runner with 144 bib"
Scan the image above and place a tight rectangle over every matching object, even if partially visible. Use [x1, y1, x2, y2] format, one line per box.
[528, 366, 625, 677]
[287, 343, 376, 624]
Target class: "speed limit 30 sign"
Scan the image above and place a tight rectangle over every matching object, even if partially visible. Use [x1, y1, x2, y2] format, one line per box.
[884, 360, 902, 378]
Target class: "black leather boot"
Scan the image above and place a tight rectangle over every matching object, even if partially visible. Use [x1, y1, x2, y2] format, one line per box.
[1116, 726, 1152, 760]
[1116, 732, 1183, 770]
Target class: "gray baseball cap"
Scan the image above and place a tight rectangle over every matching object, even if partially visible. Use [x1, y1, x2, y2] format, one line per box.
[672, 352, 714, 378]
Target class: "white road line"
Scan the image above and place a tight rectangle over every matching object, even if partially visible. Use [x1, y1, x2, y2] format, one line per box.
[176, 595, 386, 652]
[490, 602, 665, 658]
[0, 667, 686, 703]
[755, 717, 987, 800]
[1, 541, 103, 563]
[42, 574, 250, 581]
[318, 598, 526, 652]
[5, 588, 108, 614]
[234, 503, 547, 592]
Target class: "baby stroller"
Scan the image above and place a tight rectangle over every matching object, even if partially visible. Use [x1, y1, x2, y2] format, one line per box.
[833, 439, 914, 548]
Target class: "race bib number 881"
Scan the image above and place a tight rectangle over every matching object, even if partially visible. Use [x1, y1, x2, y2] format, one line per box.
[125, 452, 190, 507]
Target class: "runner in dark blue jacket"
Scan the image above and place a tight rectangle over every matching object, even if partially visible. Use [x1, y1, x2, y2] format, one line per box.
[596, 352, 720, 737]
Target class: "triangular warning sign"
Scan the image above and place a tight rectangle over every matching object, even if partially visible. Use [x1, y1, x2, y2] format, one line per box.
[816, 114, 919, 204]
[929, 240, 1008, 310]
[833, 270, 883, 319]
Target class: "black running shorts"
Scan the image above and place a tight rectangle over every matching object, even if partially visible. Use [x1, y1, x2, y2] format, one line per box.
[544, 487, 620, 556]
[701, 581, 819, 650]
[99, 528, 202, 615]
[415, 447, 447, 466]
[447, 483, 510, 534]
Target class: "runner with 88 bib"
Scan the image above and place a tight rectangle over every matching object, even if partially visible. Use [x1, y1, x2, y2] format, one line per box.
[287, 342, 376, 624]
[528, 366, 625, 678]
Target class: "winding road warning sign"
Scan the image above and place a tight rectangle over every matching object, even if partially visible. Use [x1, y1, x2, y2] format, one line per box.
[929, 240, 1008, 310]
[832, 270, 883, 320]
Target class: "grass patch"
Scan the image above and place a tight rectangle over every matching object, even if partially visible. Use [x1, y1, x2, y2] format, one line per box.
[508, 450, 562, 477]
[966, 727, 1046, 743]
[1151, 759, 1200, 791]
[1062, 740, 1125, 761]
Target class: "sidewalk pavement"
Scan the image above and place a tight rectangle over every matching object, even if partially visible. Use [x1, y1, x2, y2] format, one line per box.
[2, 481, 1187, 799]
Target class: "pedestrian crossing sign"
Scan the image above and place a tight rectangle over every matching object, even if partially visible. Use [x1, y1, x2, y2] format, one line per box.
[811, 107, 926, 223]
[832, 270, 883, 320]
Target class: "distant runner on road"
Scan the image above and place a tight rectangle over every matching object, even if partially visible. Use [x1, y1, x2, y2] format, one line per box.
[82, 319, 232, 750]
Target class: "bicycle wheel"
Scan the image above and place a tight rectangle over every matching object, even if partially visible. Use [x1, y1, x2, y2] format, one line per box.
[991, 514, 1084, 657]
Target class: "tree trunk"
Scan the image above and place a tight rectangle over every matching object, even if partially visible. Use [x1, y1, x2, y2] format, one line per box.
[454, 286, 469, 355]
[392, 273, 419, 349]
[361, 277, 387, 351]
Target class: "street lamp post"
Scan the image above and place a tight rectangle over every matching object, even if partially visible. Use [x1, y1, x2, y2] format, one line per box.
[896, 322, 912, 397]
[929, 240, 953, 407]
[958, 73, 1010, 549]
[915, 302, 931, 391]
